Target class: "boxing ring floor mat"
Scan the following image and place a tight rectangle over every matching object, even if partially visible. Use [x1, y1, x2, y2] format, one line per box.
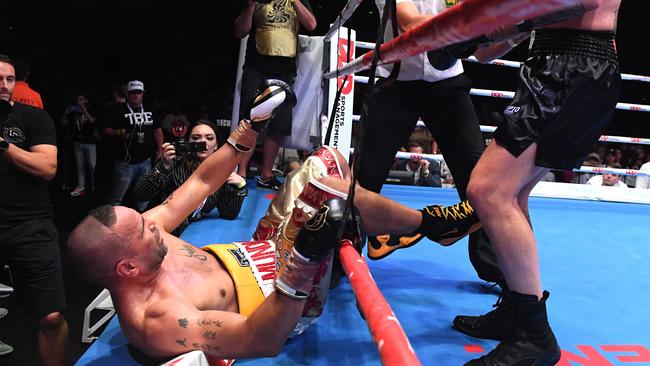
[76, 184, 650, 365]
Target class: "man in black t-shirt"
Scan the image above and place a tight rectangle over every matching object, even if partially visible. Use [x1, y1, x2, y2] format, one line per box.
[0, 54, 68, 366]
[234, 0, 316, 190]
[103, 80, 163, 211]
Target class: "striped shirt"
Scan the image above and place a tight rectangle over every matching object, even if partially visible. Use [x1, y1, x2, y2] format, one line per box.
[133, 156, 247, 236]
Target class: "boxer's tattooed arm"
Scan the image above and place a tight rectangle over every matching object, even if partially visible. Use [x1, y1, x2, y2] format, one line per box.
[196, 318, 223, 327]
[173, 317, 224, 354]
[162, 193, 173, 205]
[180, 245, 207, 261]
[192, 342, 224, 354]
[202, 330, 217, 340]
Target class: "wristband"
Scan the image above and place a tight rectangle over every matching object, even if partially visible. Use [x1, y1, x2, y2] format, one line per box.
[275, 247, 320, 300]
[236, 180, 247, 189]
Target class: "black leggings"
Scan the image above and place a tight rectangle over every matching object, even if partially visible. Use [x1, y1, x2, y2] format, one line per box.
[358, 74, 504, 283]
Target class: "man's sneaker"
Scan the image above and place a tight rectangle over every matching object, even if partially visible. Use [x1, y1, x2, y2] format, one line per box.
[464, 291, 561, 366]
[367, 200, 481, 260]
[70, 186, 86, 197]
[257, 175, 282, 190]
[453, 290, 513, 341]
[0, 341, 13, 356]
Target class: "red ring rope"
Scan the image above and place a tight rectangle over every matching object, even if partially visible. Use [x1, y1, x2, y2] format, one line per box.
[339, 240, 421, 366]
[324, 0, 588, 78]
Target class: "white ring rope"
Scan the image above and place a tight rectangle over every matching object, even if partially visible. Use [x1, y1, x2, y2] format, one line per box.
[392, 151, 650, 177]
[353, 42, 650, 83]
[353, 75, 650, 112]
[352, 115, 650, 147]
[324, 0, 364, 42]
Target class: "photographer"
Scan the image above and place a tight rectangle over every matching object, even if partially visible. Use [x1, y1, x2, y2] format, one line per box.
[62, 94, 98, 196]
[133, 120, 247, 236]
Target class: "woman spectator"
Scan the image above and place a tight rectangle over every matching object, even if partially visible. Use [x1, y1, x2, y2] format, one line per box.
[133, 120, 247, 236]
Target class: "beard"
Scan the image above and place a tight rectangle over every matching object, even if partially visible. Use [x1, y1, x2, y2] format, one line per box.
[140, 238, 168, 274]
[152, 239, 168, 269]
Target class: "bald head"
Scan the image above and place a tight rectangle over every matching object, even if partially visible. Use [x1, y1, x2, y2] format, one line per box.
[67, 205, 137, 286]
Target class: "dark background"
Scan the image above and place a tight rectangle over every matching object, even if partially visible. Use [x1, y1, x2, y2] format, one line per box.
[0, 1, 648, 365]
[1, 0, 648, 137]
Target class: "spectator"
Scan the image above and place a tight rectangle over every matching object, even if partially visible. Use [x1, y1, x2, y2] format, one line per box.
[394, 141, 441, 187]
[635, 159, 650, 189]
[103, 80, 163, 211]
[595, 143, 608, 163]
[62, 93, 99, 196]
[133, 120, 247, 236]
[0, 54, 68, 366]
[571, 152, 602, 184]
[234, 0, 317, 190]
[10, 57, 43, 109]
[605, 147, 619, 165]
[586, 164, 628, 188]
[628, 146, 646, 169]
[104, 83, 127, 112]
[440, 158, 454, 187]
[409, 119, 436, 153]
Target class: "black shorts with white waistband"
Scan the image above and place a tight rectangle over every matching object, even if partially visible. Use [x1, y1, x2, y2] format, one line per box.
[0, 218, 66, 319]
[240, 67, 294, 137]
[494, 28, 621, 170]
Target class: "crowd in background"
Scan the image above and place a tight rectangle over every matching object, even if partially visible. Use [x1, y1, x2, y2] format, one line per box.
[39, 85, 650, 200]
[388, 113, 650, 189]
[11, 67, 650, 210]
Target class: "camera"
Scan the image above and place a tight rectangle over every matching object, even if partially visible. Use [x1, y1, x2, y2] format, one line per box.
[67, 104, 82, 113]
[173, 139, 207, 155]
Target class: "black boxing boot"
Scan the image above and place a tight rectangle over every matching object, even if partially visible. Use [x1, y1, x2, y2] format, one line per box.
[227, 79, 293, 152]
[368, 200, 482, 260]
[453, 285, 513, 341]
[275, 198, 345, 300]
[249, 79, 295, 131]
[464, 291, 561, 366]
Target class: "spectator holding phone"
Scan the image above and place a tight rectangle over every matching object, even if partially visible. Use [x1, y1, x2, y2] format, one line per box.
[394, 140, 441, 187]
[133, 120, 247, 236]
